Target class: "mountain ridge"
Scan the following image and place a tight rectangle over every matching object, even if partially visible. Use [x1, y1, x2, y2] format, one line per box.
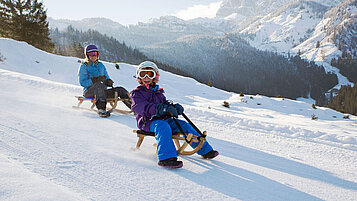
[48, 0, 355, 100]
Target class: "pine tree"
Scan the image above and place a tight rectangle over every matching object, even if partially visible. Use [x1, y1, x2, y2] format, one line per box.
[66, 42, 83, 58]
[328, 84, 357, 115]
[297, 49, 301, 56]
[0, 0, 54, 51]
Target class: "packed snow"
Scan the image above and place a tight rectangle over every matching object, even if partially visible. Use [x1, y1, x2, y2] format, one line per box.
[0, 38, 356, 201]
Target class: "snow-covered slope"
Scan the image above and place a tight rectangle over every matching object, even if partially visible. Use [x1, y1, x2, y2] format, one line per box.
[240, 1, 328, 53]
[0, 38, 356, 201]
[238, 0, 354, 89]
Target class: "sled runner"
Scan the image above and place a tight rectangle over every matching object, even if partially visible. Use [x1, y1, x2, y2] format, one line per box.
[72, 92, 133, 114]
[133, 114, 207, 156]
[133, 129, 207, 156]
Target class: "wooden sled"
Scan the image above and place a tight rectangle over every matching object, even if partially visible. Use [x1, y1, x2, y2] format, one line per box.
[72, 92, 133, 114]
[133, 129, 207, 156]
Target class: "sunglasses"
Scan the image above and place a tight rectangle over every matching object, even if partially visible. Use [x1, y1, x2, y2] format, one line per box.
[138, 69, 156, 79]
[88, 51, 98, 57]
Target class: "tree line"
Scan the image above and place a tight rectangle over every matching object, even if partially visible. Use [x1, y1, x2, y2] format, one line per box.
[0, 0, 54, 51]
[50, 25, 187, 76]
[328, 84, 357, 115]
[331, 57, 357, 83]
[50, 26, 147, 64]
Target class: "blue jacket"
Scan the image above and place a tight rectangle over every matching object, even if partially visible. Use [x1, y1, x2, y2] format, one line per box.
[130, 84, 170, 132]
[78, 60, 110, 93]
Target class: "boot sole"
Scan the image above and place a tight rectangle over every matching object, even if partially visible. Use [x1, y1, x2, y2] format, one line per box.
[203, 152, 219, 159]
[158, 163, 183, 169]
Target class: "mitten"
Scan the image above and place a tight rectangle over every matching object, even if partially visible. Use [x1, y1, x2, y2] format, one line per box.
[91, 75, 106, 84]
[105, 78, 114, 87]
[156, 104, 178, 118]
[173, 103, 184, 115]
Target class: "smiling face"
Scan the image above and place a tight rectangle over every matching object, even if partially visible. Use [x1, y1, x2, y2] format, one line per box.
[88, 54, 97, 62]
[87, 51, 98, 62]
[141, 76, 154, 85]
[137, 67, 158, 85]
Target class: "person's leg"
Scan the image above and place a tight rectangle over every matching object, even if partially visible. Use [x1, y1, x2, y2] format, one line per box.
[84, 82, 107, 110]
[150, 120, 177, 161]
[105, 87, 132, 109]
[166, 119, 213, 155]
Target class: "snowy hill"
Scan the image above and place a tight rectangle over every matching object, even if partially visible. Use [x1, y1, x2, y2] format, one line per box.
[0, 38, 357, 201]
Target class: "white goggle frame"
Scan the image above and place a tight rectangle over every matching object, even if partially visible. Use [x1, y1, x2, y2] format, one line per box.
[137, 69, 156, 79]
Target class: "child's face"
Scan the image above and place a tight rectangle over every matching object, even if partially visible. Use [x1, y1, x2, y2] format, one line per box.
[142, 77, 153, 85]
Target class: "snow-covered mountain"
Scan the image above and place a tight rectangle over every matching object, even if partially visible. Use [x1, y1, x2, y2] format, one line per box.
[49, 16, 233, 48]
[239, 0, 328, 53]
[237, 0, 355, 89]
[217, 0, 341, 19]
[48, 0, 354, 92]
[238, 0, 355, 61]
[216, 0, 290, 19]
[1, 37, 357, 201]
[293, 0, 357, 61]
[48, 0, 348, 60]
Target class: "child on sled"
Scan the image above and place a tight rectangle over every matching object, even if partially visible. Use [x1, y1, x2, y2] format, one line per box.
[78, 44, 132, 117]
[130, 61, 219, 168]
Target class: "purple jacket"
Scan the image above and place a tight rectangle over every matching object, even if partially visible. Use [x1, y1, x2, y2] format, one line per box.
[130, 85, 170, 131]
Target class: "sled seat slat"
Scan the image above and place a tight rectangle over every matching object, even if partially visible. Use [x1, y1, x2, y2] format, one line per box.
[133, 129, 205, 156]
[73, 91, 133, 115]
[75, 96, 129, 102]
[75, 96, 93, 100]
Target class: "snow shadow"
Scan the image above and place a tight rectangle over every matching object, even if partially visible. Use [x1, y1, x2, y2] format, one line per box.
[213, 138, 357, 191]
[177, 138, 356, 200]
[180, 158, 321, 201]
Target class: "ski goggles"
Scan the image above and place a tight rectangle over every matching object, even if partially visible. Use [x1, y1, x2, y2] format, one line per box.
[88, 51, 98, 57]
[137, 69, 156, 79]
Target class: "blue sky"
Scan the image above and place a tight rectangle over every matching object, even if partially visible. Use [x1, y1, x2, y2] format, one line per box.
[43, 0, 222, 25]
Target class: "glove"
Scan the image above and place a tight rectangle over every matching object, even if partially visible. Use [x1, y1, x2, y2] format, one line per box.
[91, 75, 106, 84]
[156, 104, 178, 118]
[173, 103, 184, 115]
[105, 78, 114, 87]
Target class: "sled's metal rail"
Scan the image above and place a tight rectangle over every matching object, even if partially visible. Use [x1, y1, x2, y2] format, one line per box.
[73, 92, 133, 114]
[133, 129, 207, 156]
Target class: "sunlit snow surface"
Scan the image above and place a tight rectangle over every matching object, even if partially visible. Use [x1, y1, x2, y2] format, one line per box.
[0, 38, 356, 201]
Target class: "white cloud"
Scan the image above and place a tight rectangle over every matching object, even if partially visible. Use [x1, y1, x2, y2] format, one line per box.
[174, 1, 222, 20]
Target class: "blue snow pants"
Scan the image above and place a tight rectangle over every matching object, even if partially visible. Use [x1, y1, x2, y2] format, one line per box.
[150, 118, 213, 161]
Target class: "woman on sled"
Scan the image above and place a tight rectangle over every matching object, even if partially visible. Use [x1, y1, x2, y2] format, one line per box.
[130, 61, 219, 169]
[78, 44, 132, 117]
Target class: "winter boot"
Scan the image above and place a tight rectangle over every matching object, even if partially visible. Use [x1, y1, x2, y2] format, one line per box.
[202, 150, 219, 159]
[158, 158, 183, 169]
[98, 109, 110, 118]
[95, 100, 107, 111]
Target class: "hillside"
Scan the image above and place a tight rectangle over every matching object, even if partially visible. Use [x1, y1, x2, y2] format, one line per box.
[142, 33, 338, 102]
[48, 16, 232, 48]
[48, 0, 355, 99]
[0, 38, 356, 201]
